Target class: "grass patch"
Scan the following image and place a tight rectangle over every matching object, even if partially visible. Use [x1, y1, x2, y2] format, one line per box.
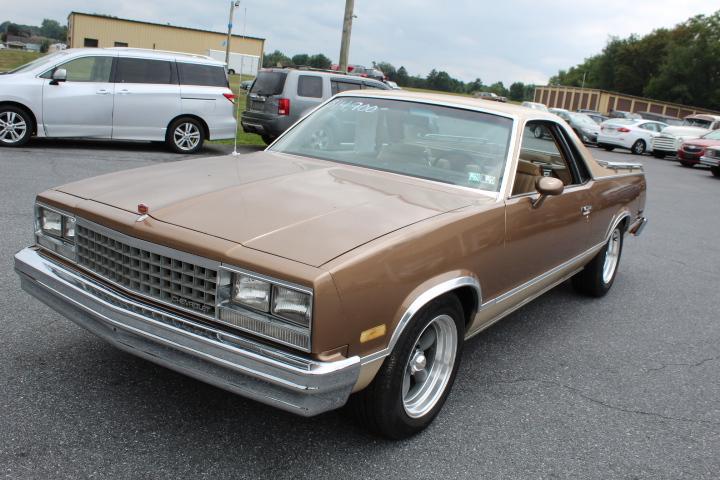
[210, 73, 266, 147]
[0, 50, 44, 72]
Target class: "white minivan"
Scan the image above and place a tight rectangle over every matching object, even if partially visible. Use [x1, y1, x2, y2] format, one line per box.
[0, 48, 237, 153]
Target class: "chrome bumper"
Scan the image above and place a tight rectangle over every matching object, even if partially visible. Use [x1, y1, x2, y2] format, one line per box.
[700, 156, 719, 167]
[14, 247, 360, 417]
[628, 216, 648, 236]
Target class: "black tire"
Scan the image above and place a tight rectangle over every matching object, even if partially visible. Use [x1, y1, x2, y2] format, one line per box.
[711, 166, 720, 177]
[228, 69, 236, 75]
[631, 139, 646, 155]
[533, 126, 544, 138]
[652, 152, 666, 159]
[680, 161, 694, 168]
[602, 145, 615, 151]
[166, 117, 205, 154]
[572, 224, 624, 297]
[261, 134, 274, 145]
[349, 294, 464, 439]
[0, 106, 33, 147]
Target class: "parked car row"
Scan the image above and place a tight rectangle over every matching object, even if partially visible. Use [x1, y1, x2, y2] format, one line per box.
[474, 91, 507, 102]
[700, 146, 720, 177]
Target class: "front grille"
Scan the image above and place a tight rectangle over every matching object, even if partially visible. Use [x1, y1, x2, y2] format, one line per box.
[653, 136, 679, 151]
[76, 224, 218, 317]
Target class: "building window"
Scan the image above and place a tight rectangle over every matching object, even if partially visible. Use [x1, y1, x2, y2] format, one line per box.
[114, 42, 128, 47]
[84, 38, 99, 48]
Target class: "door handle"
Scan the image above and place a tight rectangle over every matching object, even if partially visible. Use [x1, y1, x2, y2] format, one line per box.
[581, 205, 593, 216]
[96, 89, 111, 95]
[117, 89, 131, 95]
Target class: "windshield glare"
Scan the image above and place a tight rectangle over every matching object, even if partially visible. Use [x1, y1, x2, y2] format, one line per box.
[703, 130, 720, 140]
[270, 97, 514, 192]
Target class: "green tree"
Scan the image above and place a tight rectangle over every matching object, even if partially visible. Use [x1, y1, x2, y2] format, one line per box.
[465, 78, 483, 94]
[291, 54, 309, 66]
[263, 50, 291, 68]
[307, 53, 332, 69]
[374, 61, 397, 81]
[396, 66, 409, 86]
[40, 19, 67, 41]
[508, 82, 525, 101]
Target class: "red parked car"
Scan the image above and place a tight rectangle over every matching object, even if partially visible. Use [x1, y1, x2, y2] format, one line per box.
[678, 130, 720, 167]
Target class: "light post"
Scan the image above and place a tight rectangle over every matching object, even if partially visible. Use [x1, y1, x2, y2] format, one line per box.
[338, 0, 355, 73]
[225, 0, 240, 72]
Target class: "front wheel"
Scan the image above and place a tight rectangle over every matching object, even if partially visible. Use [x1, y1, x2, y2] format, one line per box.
[350, 295, 464, 439]
[631, 139, 646, 155]
[167, 117, 205, 154]
[0, 106, 33, 147]
[572, 225, 624, 297]
[711, 166, 720, 177]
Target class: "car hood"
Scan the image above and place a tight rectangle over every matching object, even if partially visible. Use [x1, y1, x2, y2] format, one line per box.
[661, 126, 709, 138]
[57, 151, 483, 267]
[681, 138, 720, 148]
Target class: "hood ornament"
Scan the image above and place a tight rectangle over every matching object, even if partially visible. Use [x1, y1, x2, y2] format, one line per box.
[137, 203, 149, 222]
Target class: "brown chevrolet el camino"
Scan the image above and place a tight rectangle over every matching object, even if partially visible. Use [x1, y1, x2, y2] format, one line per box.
[15, 90, 647, 438]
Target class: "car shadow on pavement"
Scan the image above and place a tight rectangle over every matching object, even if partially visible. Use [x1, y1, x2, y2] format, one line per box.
[24, 138, 263, 156]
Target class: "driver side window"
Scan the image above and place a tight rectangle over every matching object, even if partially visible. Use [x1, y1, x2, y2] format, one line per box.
[513, 121, 586, 196]
[40, 56, 113, 82]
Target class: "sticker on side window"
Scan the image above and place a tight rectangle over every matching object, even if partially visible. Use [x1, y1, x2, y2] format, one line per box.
[468, 172, 497, 186]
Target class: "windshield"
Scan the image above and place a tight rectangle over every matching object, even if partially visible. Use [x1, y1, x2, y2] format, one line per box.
[270, 97, 514, 192]
[683, 118, 711, 128]
[569, 113, 596, 126]
[4, 52, 67, 74]
[702, 130, 720, 140]
[249, 71, 287, 96]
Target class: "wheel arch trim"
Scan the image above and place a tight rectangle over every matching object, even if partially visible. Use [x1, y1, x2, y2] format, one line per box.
[359, 275, 481, 366]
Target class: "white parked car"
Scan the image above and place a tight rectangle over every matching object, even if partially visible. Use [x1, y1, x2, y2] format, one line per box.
[597, 119, 668, 155]
[0, 48, 237, 153]
[521, 101, 548, 112]
[650, 114, 720, 159]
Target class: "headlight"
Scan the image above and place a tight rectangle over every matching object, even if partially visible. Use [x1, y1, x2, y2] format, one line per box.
[232, 274, 271, 311]
[35, 204, 77, 260]
[40, 208, 63, 237]
[219, 269, 313, 351]
[272, 285, 312, 327]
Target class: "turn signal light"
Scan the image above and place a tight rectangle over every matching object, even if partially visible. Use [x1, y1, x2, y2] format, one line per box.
[278, 98, 290, 116]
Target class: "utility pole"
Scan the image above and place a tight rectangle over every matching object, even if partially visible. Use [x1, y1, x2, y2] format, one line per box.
[225, 1, 240, 72]
[582, 71, 587, 89]
[338, 0, 355, 73]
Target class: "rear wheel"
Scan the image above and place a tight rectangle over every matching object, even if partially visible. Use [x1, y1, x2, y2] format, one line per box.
[631, 139, 646, 155]
[0, 106, 33, 147]
[711, 166, 720, 177]
[261, 134, 274, 145]
[167, 117, 205, 154]
[350, 295, 464, 439]
[573, 224, 624, 297]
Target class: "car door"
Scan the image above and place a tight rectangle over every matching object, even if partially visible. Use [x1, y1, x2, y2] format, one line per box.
[503, 120, 593, 289]
[41, 54, 116, 137]
[111, 56, 180, 140]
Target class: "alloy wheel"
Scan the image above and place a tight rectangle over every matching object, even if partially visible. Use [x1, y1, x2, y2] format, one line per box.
[173, 122, 201, 151]
[0, 111, 28, 145]
[402, 314, 458, 418]
[602, 228, 621, 284]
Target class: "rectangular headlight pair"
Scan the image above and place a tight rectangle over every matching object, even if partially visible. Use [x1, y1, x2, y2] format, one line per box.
[231, 273, 312, 328]
[38, 206, 76, 242]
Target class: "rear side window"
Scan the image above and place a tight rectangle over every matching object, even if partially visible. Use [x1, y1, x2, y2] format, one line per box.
[250, 71, 287, 96]
[297, 75, 323, 98]
[178, 63, 228, 87]
[115, 57, 175, 84]
[331, 80, 362, 95]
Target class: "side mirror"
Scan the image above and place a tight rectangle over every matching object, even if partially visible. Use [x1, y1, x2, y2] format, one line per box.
[532, 176, 564, 208]
[50, 68, 67, 85]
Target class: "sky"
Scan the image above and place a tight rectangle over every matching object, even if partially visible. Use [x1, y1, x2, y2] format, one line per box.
[6, 0, 720, 85]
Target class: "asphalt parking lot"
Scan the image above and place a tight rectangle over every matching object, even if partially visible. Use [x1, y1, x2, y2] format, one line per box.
[1, 140, 719, 479]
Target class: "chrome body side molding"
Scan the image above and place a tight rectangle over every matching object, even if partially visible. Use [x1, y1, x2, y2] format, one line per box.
[359, 276, 481, 365]
[596, 159, 644, 171]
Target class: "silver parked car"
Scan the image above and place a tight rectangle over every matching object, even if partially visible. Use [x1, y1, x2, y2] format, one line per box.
[0, 48, 237, 153]
[241, 68, 390, 144]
